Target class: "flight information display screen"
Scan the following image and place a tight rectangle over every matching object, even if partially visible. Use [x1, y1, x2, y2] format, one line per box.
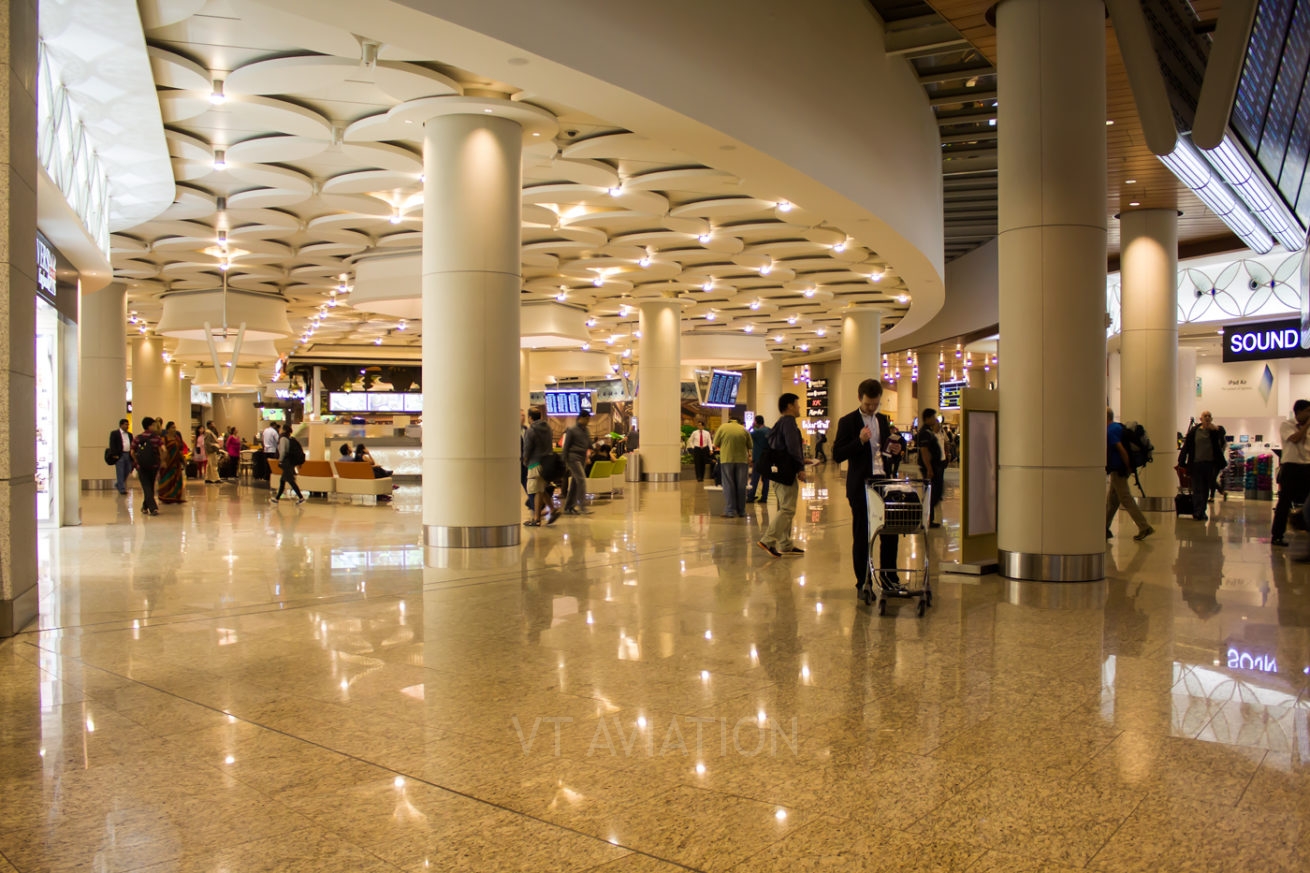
[703, 370, 742, 408]
[939, 380, 968, 411]
[544, 389, 593, 416]
[1231, 0, 1310, 228]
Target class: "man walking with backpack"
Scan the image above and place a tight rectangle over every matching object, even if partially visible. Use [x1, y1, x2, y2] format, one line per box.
[131, 417, 163, 517]
[757, 394, 807, 557]
[272, 423, 306, 505]
[1106, 408, 1154, 541]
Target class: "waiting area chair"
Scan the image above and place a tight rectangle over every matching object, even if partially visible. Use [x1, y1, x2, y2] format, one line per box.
[609, 457, 626, 496]
[331, 460, 394, 504]
[585, 460, 614, 500]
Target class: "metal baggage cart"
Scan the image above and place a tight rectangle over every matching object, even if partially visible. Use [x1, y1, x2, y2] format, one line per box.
[861, 478, 932, 616]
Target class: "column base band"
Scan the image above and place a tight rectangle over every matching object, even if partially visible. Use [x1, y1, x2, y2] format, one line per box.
[998, 550, 1105, 582]
[424, 524, 520, 548]
[643, 472, 680, 483]
[1138, 497, 1174, 512]
[81, 479, 119, 491]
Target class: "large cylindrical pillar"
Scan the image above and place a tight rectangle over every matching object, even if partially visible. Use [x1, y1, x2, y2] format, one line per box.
[916, 348, 939, 423]
[839, 308, 882, 409]
[79, 284, 126, 490]
[638, 299, 683, 481]
[519, 350, 532, 414]
[1119, 208, 1179, 511]
[212, 392, 259, 445]
[756, 351, 784, 424]
[130, 336, 167, 427]
[997, 0, 1107, 581]
[178, 375, 194, 438]
[896, 365, 914, 427]
[421, 112, 524, 548]
[1177, 347, 1197, 430]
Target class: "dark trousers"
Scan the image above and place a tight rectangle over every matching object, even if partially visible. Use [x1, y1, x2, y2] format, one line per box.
[692, 446, 712, 481]
[1272, 463, 1310, 538]
[276, 468, 303, 499]
[929, 469, 945, 523]
[849, 493, 900, 587]
[747, 465, 770, 502]
[139, 466, 159, 512]
[1189, 461, 1216, 518]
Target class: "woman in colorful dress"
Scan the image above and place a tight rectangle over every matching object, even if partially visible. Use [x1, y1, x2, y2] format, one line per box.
[157, 421, 188, 503]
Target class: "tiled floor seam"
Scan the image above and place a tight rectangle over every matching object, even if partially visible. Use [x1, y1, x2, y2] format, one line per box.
[1081, 792, 1149, 872]
[1232, 748, 1270, 808]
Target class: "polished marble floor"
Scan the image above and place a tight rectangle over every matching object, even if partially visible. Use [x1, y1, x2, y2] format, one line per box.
[1, 467, 1307, 872]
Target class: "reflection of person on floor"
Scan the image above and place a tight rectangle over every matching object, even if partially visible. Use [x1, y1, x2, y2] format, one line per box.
[1174, 523, 1223, 620]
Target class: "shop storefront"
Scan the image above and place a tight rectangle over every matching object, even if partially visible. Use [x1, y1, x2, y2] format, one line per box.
[35, 232, 80, 526]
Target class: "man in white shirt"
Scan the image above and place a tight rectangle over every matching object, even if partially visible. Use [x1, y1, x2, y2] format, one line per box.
[1272, 399, 1310, 546]
[255, 421, 281, 481]
[832, 379, 903, 593]
[688, 420, 714, 482]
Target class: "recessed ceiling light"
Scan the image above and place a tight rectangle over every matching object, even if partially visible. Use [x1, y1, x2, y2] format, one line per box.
[743, 325, 754, 333]
[698, 233, 711, 244]
[483, 108, 493, 113]
[1125, 179, 1137, 184]
[212, 150, 227, 171]
[1106, 119, 1114, 125]
[209, 80, 226, 105]
[777, 200, 793, 212]
[1129, 201, 1140, 207]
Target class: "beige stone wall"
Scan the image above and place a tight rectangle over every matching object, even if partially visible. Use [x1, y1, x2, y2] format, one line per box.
[0, 0, 40, 635]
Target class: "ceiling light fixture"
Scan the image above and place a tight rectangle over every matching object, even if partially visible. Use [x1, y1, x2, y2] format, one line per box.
[592, 276, 604, 287]
[585, 318, 598, 328]
[1128, 200, 1140, 207]
[896, 294, 910, 304]
[1106, 119, 1114, 126]
[787, 315, 798, 325]
[870, 270, 885, 282]
[778, 200, 793, 212]
[608, 186, 622, 197]
[374, 337, 383, 345]
[705, 311, 717, 321]
[1125, 179, 1137, 184]
[701, 279, 713, 292]
[799, 343, 810, 351]
[397, 320, 407, 331]
[581, 342, 590, 351]
[698, 233, 711, 244]
[759, 261, 773, 276]
[815, 328, 826, 336]
[749, 299, 761, 310]
[803, 287, 816, 298]
[209, 80, 226, 105]
[774, 335, 784, 342]
[556, 291, 568, 302]
[833, 239, 847, 253]
[212, 150, 227, 171]
[638, 254, 652, 268]
[743, 325, 755, 333]
[389, 208, 402, 225]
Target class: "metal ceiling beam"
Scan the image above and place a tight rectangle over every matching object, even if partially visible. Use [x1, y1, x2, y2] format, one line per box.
[885, 20, 970, 58]
[936, 107, 997, 125]
[928, 87, 997, 106]
[918, 62, 995, 86]
[941, 130, 998, 144]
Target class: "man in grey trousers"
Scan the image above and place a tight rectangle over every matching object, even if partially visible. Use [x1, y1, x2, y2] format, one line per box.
[563, 410, 594, 515]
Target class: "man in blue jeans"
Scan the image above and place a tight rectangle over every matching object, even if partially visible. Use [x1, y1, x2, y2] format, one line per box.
[746, 415, 771, 504]
[108, 418, 134, 495]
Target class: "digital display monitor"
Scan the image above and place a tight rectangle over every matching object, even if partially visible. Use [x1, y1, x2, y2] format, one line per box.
[1231, 0, 1310, 228]
[329, 392, 367, 413]
[261, 408, 286, 422]
[367, 393, 406, 413]
[403, 393, 424, 413]
[544, 389, 593, 416]
[703, 370, 742, 408]
[939, 380, 968, 411]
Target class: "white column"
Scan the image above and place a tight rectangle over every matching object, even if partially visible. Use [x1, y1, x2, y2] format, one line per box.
[1107, 349, 1122, 415]
[1120, 208, 1179, 511]
[839, 307, 882, 410]
[916, 348, 939, 422]
[311, 366, 324, 420]
[756, 351, 783, 423]
[421, 112, 523, 548]
[212, 392, 259, 445]
[78, 284, 126, 489]
[997, 0, 1107, 582]
[178, 375, 194, 438]
[896, 365, 914, 427]
[1176, 347, 1197, 430]
[519, 349, 532, 414]
[131, 336, 167, 427]
[638, 298, 683, 481]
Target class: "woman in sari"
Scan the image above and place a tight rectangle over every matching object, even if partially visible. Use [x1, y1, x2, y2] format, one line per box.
[157, 421, 188, 503]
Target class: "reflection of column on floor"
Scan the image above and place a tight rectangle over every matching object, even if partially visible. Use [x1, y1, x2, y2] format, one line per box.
[997, 0, 1107, 582]
[1120, 208, 1179, 512]
[79, 284, 127, 489]
[638, 299, 683, 481]
[0, 0, 39, 636]
[421, 112, 526, 549]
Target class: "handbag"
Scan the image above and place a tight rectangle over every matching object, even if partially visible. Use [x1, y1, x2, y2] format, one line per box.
[762, 430, 801, 485]
[104, 447, 116, 466]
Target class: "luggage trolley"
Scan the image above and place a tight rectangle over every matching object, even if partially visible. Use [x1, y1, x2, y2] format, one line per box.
[860, 478, 932, 617]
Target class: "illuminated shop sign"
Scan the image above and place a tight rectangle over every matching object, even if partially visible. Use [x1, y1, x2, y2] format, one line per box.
[1222, 318, 1308, 363]
[36, 237, 57, 301]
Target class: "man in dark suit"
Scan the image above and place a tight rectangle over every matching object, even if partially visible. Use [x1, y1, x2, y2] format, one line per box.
[108, 418, 133, 495]
[832, 379, 903, 593]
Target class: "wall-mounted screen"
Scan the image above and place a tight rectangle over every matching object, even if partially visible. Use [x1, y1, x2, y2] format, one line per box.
[329, 392, 367, 412]
[403, 394, 424, 413]
[939, 380, 968, 411]
[261, 408, 287, 422]
[367, 393, 406, 413]
[703, 370, 742, 408]
[544, 389, 593, 416]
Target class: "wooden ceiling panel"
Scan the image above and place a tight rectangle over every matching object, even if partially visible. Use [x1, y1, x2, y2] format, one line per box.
[924, 0, 1240, 258]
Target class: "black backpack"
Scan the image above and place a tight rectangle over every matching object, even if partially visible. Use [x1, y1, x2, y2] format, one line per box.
[285, 436, 306, 468]
[538, 452, 565, 483]
[135, 437, 159, 469]
[1120, 421, 1154, 471]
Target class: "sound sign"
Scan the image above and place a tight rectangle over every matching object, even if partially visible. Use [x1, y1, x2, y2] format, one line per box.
[1222, 318, 1309, 363]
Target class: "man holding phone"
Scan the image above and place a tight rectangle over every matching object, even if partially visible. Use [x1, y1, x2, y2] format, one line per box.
[833, 379, 903, 594]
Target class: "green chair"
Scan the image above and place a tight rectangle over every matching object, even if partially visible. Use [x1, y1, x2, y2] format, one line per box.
[585, 460, 614, 500]
[609, 457, 627, 496]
